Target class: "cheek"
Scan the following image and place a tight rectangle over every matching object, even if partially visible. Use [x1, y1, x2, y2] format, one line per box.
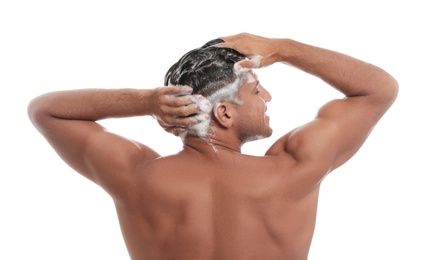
[258, 95, 267, 106]
[244, 103, 260, 116]
[252, 98, 266, 115]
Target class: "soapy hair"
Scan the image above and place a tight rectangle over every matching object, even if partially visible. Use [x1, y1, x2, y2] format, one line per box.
[164, 39, 246, 98]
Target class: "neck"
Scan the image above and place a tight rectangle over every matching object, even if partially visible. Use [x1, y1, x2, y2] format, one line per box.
[183, 134, 242, 155]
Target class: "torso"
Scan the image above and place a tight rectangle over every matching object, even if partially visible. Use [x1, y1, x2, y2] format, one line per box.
[114, 146, 323, 260]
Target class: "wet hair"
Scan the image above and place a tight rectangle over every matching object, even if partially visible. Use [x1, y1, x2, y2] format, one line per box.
[164, 39, 247, 98]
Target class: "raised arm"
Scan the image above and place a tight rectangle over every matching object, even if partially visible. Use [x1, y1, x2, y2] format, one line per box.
[28, 86, 203, 198]
[220, 33, 398, 178]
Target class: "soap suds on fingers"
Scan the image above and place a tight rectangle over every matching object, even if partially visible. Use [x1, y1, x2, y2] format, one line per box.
[234, 55, 262, 73]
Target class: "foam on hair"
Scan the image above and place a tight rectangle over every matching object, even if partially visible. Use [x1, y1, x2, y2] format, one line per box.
[164, 39, 246, 98]
[165, 38, 247, 139]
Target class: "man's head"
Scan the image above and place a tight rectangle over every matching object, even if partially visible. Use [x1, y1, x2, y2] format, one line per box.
[164, 39, 246, 99]
[164, 39, 272, 142]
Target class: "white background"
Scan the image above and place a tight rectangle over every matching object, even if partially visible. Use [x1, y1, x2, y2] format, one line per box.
[1, 0, 431, 259]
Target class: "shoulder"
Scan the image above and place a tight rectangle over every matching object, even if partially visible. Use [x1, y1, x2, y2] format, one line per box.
[265, 127, 335, 186]
[87, 138, 161, 200]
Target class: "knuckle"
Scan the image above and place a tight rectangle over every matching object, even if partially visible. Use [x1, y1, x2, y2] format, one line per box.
[173, 98, 184, 107]
[181, 106, 190, 116]
[160, 106, 169, 114]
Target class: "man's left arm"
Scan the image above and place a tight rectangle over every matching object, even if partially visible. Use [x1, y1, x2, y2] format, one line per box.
[28, 86, 202, 198]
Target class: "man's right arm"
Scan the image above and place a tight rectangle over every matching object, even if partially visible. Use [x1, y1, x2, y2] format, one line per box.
[220, 33, 398, 183]
[28, 86, 202, 198]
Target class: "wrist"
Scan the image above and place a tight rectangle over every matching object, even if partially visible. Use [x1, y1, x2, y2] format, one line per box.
[133, 88, 155, 117]
[273, 38, 297, 64]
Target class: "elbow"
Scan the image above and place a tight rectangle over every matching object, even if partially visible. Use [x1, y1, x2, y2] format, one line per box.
[374, 70, 398, 108]
[27, 94, 51, 130]
[27, 96, 42, 128]
[384, 74, 399, 106]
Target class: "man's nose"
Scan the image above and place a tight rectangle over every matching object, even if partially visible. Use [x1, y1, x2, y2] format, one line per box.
[262, 87, 272, 102]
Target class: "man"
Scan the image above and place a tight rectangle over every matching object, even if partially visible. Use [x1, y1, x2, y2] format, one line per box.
[28, 33, 398, 259]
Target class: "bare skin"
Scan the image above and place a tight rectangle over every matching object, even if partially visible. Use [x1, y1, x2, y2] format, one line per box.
[28, 33, 398, 259]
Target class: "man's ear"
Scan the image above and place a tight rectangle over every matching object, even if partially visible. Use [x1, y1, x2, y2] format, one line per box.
[213, 103, 234, 128]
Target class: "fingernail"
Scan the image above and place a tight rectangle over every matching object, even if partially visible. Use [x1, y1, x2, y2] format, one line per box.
[197, 98, 212, 114]
[183, 86, 193, 93]
[190, 94, 205, 103]
[189, 95, 198, 103]
[234, 63, 250, 73]
[196, 114, 209, 122]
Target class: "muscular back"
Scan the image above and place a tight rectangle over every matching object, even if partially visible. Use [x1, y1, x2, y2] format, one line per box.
[27, 34, 397, 260]
[116, 146, 322, 260]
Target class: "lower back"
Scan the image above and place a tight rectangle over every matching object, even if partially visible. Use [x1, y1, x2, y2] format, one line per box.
[117, 153, 318, 259]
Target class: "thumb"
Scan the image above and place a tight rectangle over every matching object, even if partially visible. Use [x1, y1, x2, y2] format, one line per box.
[234, 55, 263, 73]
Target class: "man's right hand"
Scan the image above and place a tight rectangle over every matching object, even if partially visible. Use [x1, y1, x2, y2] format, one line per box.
[151, 85, 208, 136]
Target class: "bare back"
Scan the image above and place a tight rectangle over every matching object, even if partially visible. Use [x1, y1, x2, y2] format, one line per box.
[28, 33, 397, 260]
[116, 145, 322, 260]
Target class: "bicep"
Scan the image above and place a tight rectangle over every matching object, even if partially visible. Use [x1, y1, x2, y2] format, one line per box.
[286, 96, 383, 171]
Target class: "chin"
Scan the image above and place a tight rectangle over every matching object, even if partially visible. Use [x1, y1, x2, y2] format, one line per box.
[267, 128, 273, 137]
[240, 125, 273, 143]
[244, 132, 271, 143]
[264, 125, 273, 137]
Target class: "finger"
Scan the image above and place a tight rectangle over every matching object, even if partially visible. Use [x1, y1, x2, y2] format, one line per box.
[167, 95, 205, 107]
[168, 103, 202, 117]
[169, 95, 197, 107]
[163, 126, 187, 136]
[174, 114, 210, 127]
[218, 34, 243, 44]
[193, 96, 212, 113]
[216, 42, 230, 48]
[234, 55, 264, 73]
[168, 95, 211, 113]
[171, 127, 187, 137]
[161, 85, 193, 96]
[216, 41, 241, 52]
[249, 55, 263, 67]
[234, 60, 255, 73]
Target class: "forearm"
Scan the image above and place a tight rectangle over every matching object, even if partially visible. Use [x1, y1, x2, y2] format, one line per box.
[28, 86, 203, 136]
[274, 38, 398, 99]
[28, 88, 153, 123]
